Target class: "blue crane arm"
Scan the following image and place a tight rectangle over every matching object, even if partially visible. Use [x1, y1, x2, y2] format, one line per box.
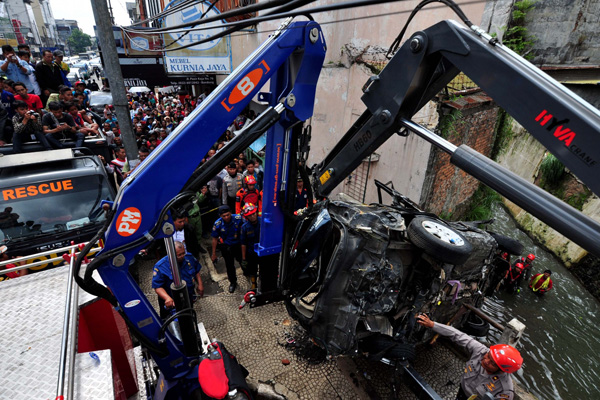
[87, 19, 326, 380]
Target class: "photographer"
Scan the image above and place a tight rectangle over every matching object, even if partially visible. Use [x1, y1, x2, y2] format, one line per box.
[42, 101, 84, 149]
[1, 45, 34, 94]
[13, 82, 43, 114]
[12, 100, 51, 153]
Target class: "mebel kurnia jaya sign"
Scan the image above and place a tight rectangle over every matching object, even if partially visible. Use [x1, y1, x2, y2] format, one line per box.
[163, 0, 232, 74]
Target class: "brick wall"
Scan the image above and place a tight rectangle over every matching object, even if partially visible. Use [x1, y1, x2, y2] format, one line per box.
[420, 93, 500, 218]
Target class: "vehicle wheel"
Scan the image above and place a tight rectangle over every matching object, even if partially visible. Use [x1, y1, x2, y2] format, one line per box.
[460, 313, 490, 337]
[487, 231, 523, 255]
[407, 216, 473, 265]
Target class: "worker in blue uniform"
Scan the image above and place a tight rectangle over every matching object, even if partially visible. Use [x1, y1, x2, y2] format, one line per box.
[152, 241, 204, 319]
[211, 204, 243, 293]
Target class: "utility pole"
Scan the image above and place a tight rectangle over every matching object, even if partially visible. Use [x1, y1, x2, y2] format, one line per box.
[91, 0, 139, 166]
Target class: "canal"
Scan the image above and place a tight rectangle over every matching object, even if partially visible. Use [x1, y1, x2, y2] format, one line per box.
[481, 203, 600, 399]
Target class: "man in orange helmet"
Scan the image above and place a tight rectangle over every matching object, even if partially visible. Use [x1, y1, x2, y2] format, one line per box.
[417, 314, 522, 400]
[235, 175, 262, 215]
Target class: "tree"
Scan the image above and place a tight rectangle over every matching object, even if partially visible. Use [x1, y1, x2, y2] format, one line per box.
[67, 29, 93, 54]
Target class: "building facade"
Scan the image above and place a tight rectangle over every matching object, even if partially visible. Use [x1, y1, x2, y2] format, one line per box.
[2, 0, 43, 51]
[32, 0, 60, 49]
[55, 18, 79, 55]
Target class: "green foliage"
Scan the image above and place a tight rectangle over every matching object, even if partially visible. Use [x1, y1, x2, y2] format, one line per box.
[566, 189, 591, 211]
[539, 153, 565, 188]
[463, 185, 502, 221]
[503, 0, 537, 58]
[67, 29, 92, 54]
[439, 211, 454, 221]
[438, 109, 464, 140]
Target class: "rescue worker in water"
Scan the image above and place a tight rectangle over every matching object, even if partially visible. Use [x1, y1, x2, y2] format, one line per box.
[529, 269, 553, 294]
[417, 314, 522, 400]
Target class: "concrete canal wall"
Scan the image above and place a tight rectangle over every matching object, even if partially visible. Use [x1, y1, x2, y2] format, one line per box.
[495, 119, 600, 299]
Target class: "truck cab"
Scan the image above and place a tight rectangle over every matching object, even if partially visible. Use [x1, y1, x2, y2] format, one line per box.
[0, 149, 115, 271]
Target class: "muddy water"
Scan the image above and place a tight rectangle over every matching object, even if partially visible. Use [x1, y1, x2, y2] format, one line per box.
[479, 203, 600, 399]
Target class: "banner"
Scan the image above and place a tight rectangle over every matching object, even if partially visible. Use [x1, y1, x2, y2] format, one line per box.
[162, 1, 231, 74]
[124, 32, 163, 57]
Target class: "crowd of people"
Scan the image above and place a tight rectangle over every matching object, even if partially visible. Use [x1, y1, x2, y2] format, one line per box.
[0, 44, 104, 152]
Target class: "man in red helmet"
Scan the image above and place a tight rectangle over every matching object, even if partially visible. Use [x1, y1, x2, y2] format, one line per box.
[235, 175, 262, 215]
[502, 262, 525, 294]
[513, 253, 535, 282]
[417, 314, 522, 400]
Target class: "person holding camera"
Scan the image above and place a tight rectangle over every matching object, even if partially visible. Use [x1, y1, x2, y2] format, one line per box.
[12, 100, 51, 153]
[13, 82, 43, 114]
[42, 101, 84, 149]
[1, 45, 34, 94]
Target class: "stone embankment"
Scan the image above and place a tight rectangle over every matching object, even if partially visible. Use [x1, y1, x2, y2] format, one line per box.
[496, 120, 600, 300]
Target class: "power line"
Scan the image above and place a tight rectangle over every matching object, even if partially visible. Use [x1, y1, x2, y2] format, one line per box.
[117, 0, 486, 53]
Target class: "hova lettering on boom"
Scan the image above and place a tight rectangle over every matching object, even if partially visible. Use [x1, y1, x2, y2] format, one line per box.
[535, 109, 597, 167]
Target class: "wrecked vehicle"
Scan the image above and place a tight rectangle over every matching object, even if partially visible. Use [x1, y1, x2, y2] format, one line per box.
[282, 181, 509, 361]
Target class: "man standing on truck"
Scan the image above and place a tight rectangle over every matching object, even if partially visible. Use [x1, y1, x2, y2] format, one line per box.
[35, 50, 63, 106]
[417, 314, 522, 400]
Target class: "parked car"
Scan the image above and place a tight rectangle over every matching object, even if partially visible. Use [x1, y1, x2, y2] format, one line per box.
[66, 68, 84, 84]
[72, 62, 90, 79]
[89, 91, 112, 115]
[89, 58, 103, 71]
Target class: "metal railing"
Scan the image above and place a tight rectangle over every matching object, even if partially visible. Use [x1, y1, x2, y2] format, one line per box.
[0, 241, 102, 400]
[0, 242, 102, 275]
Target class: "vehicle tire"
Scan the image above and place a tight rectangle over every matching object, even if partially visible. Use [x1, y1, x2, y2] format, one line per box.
[487, 231, 523, 255]
[407, 216, 473, 265]
[460, 313, 490, 337]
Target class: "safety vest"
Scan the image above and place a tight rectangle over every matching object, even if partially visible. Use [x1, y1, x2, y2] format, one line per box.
[530, 274, 550, 292]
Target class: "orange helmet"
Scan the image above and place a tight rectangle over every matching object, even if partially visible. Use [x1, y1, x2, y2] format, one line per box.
[244, 175, 256, 185]
[490, 344, 523, 374]
[527, 253, 535, 261]
[242, 203, 258, 217]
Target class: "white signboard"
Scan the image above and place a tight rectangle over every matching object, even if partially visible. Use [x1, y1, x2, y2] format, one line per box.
[163, 1, 231, 74]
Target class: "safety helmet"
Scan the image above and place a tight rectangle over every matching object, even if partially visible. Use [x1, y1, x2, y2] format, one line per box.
[515, 262, 524, 270]
[527, 253, 535, 261]
[245, 175, 256, 185]
[242, 203, 258, 217]
[490, 344, 523, 374]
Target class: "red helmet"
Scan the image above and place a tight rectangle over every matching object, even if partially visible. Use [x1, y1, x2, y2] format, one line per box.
[527, 254, 535, 261]
[490, 345, 523, 374]
[515, 262, 524, 270]
[244, 175, 256, 185]
[242, 203, 257, 217]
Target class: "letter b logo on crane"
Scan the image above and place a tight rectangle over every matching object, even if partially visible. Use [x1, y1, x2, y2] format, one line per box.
[116, 207, 142, 237]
